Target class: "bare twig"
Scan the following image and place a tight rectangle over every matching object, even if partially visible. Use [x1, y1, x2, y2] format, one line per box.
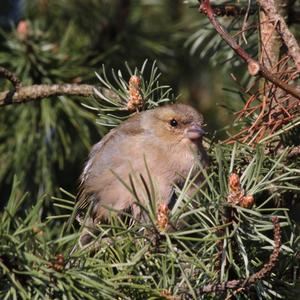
[199, 0, 300, 100]
[287, 146, 300, 157]
[210, 3, 257, 17]
[258, 0, 300, 73]
[0, 67, 21, 90]
[199, 216, 281, 294]
[248, 216, 281, 282]
[0, 84, 118, 106]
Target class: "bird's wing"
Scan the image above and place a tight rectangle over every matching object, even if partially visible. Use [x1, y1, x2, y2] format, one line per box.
[75, 113, 143, 220]
[75, 129, 117, 219]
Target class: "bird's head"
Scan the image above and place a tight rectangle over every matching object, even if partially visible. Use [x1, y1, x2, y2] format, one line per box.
[142, 104, 205, 145]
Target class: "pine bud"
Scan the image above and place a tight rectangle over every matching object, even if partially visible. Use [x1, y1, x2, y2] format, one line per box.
[127, 75, 143, 111]
[228, 172, 241, 193]
[240, 195, 254, 208]
[156, 203, 169, 231]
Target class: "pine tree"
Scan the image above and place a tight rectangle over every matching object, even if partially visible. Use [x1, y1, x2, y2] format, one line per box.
[0, 1, 299, 299]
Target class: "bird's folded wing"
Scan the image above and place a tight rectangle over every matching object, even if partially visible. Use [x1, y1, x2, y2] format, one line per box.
[74, 113, 144, 218]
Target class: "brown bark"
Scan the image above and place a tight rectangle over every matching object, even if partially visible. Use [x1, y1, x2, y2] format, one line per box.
[0, 67, 21, 90]
[259, 0, 300, 73]
[259, 0, 288, 71]
[0, 84, 94, 106]
[0, 84, 119, 106]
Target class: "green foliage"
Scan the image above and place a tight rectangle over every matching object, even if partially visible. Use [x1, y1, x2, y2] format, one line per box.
[0, 1, 300, 299]
[0, 20, 100, 199]
[184, 0, 260, 96]
[1, 144, 299, 299]
[84, 60, 175, 128]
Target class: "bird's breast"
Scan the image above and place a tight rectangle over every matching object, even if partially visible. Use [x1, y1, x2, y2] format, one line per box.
[170, 144, 199, 177]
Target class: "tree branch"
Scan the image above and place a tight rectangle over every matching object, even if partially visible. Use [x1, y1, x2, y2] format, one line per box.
[0, 84, 118, 106]
[210, 3, 257, 17]
[287, 145, 300, 157]
[0, 67, 21, 90]
[199, 0, 300, 100]
[258, 0, 300, 73]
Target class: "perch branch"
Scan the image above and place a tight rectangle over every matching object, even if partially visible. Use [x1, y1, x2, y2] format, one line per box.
[0, 84, 118, 106]
[257, 0, 300, 73]
[199, 0, 300, 100]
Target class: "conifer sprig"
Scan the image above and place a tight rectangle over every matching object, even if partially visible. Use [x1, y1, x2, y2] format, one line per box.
[82, 60, 176, 128]
[2, 143, 299, 299]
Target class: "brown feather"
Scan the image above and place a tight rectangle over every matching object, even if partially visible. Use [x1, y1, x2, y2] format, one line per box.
[75, 104, 209, 246]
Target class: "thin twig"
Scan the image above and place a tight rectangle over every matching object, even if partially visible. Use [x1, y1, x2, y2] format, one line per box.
[287, 146, 300, 157]
[199, 0, 300, 100]
[0, 67, 21, 90]
[198, 216, 281, 294]
[210, 3, 257, 17]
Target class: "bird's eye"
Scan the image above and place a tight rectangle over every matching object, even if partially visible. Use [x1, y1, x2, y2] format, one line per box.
[169, 119, 178, 127]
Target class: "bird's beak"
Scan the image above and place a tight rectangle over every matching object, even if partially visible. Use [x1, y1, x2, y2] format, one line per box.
[185, 124, 205, 140]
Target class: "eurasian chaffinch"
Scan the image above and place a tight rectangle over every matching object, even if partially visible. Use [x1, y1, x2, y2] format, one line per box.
[76, 103, 208, 246]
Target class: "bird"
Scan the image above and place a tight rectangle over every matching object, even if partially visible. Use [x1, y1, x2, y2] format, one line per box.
[75, 103, 209, 247]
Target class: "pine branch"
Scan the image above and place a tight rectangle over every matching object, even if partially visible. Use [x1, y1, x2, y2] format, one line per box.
[210, 3, 257, 17]
[0, 83, 118, 106]
[0, 66, 21, 90]
[1, 144, 299, 299]
[198, 0, 300, 100]
[287, 145, 300, 157]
